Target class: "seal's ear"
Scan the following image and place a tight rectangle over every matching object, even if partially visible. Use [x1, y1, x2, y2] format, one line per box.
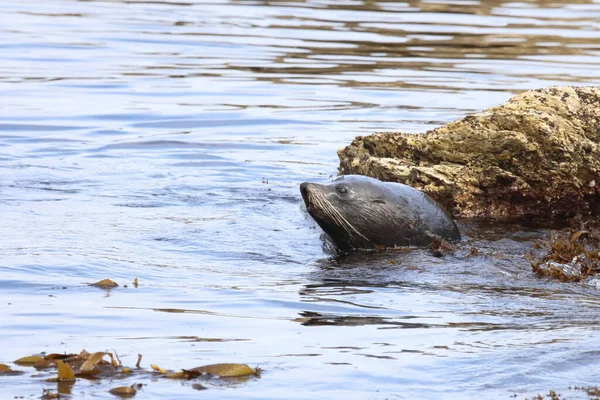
[372, 199, 386, 204]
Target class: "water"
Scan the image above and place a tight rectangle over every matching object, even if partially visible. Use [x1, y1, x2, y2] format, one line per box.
[2, 0, 600, 398]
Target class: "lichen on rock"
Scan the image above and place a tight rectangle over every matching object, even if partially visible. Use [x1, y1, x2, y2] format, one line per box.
[338, 86, 600, 219]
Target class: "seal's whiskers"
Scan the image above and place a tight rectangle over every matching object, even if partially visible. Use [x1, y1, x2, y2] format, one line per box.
[308, 190, 369, 242]
[309, 191, 347, 233]
[312, 195, 346, 232]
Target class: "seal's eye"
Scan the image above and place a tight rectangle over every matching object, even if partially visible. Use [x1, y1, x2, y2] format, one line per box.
[336, 186, 348, 195]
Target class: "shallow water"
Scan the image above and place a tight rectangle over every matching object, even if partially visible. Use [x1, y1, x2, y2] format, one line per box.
[2, 0, 600, 398]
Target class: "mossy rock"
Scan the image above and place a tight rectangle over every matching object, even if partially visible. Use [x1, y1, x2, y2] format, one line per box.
[338, 86, 600, 219]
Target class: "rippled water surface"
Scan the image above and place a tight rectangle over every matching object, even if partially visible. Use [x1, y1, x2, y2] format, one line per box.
[2, 0, 600, 398]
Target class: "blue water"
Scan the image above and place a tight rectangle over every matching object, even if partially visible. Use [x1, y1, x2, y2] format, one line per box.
[2, 0, 600, 398]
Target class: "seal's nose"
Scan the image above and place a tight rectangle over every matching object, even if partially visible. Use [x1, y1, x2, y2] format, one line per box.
[300, 182, 310, 204]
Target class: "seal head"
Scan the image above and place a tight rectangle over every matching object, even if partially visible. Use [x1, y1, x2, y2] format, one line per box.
[300, 175, 460, 252]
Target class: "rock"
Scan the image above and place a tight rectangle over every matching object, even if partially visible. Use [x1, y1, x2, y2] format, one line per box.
[338, 86, 600, 219]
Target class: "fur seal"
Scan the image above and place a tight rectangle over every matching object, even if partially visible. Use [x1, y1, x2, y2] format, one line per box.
[300, 175, 460, 252]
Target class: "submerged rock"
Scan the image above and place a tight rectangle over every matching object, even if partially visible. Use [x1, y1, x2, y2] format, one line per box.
[338, 86, 600, 219]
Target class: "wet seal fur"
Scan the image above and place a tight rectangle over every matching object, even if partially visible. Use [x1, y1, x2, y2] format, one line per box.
[300, 175, 460, 253]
